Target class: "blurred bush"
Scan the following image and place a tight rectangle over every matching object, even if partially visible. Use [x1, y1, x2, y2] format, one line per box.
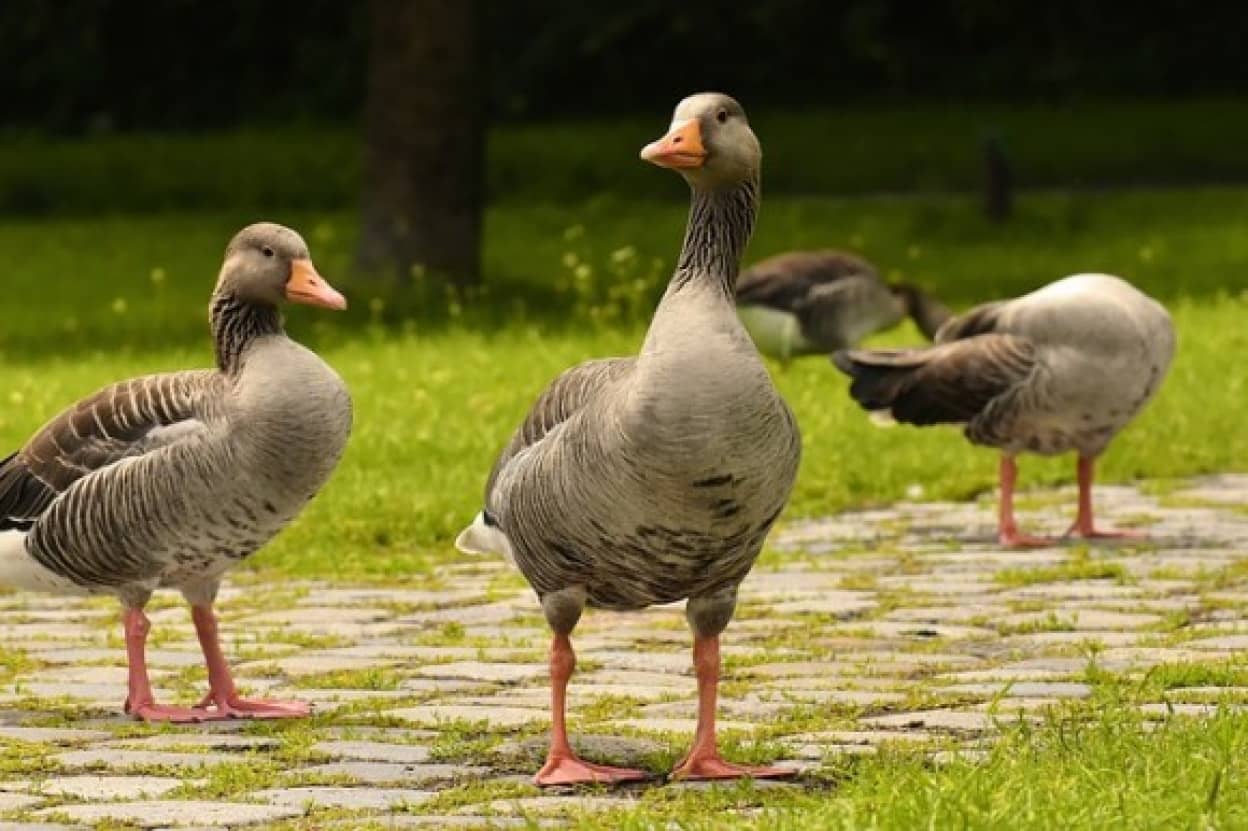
[2, 0, 1244, 132]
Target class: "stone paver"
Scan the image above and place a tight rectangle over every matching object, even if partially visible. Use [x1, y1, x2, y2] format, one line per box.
[0, 793, 44, 812]
[255, 786, 434, 810]
[32, 801, 300, 827]
[313, 739, 433, 763]
[0, 475, 1244, 825]
[51, 749, 240, 770]
[31, 775, 186, 800]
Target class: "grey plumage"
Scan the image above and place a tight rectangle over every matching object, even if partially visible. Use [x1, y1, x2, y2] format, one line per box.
[833, 273, 1174, 457]
[734, 250, 950, 362]
[0, 223, 352, 610]
[462, 93, 800, 638]
[464, 92, 807, 784]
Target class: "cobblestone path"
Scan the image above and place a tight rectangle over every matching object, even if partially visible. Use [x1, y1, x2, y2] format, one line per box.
[0, 475, 1245, 828]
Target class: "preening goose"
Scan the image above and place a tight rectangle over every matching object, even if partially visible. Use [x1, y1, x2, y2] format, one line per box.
[457, 93, 801, 785]
[735, 250, 950, 363]
[0, 223, 352, 721]
[833, 273, 1173, 546]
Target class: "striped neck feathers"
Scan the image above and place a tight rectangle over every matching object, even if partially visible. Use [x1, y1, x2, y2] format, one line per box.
[210, 291, 283, 374]
[671, 176, 759, 296]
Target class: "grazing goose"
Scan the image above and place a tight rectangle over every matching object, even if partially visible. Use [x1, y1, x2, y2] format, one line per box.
[0, 223, 352, 721]
[833, 274, 1173, 546]
[735, 250, 950, 364]
[457, 93, 801, 785]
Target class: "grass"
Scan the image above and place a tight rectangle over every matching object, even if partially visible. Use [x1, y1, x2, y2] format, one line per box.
[575, 707, 1248, 829]
[994, 549, 1133, 588]
[4, 96, 1248, 214]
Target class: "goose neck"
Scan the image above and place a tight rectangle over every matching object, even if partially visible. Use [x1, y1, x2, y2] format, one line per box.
[671, 176, 759, 296]
[210, 291, 284, 374]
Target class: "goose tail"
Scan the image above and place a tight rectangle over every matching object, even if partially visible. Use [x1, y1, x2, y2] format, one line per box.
[0, 528, 83, 594]
[454, 511, 517, 566]
[832, 349, 931, 415]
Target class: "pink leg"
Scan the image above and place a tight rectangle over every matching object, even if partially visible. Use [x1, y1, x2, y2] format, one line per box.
[190, 605, 311, 719]
[535, 633, 648, 786]
[998, 455, 1053, 548]
[670, 634, 795, 781]
[1065, 456, 1147, 540]
[122, 607, 213, 723]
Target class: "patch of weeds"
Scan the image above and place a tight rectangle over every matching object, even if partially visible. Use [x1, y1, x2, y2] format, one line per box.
[298, 666, 404, 690]
[723, 652, 786, 674]
[216, 586, 310, 619]
[1147, 565, 1192, 581]
[1197, 559, 1248, 591]
[1139, 658, 1248, 695]
[574, 693, 646, 723]
[420, 621, 467, 645]
[995, 548, 1132, 587]
[1115, 513, 1163, 528]
[4, 698, 93, 725]
[485, 569, 529, 598]
[252, 628, 351, 650]
[224, 643, 294, 666]
[838, 572, 879, 591]
[427, 721, 509, 763]
[0, 645, 39, 683]
[413, 777, 539, 814]
[1154, 608, 1194, 632]
[583, 777, 822, 829]
[0, 739, 63, 776]
[1138, 478, 1183, 497]
[997, 611, 1077, 635]
[865, 589, 925, 618]
[169, 757, 284, 799]
[746, 701, 862, 738]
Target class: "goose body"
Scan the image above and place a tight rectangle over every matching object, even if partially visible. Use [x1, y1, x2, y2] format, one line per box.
[458, 93, 800, 784]
[4, 347, 349, 603]
[734, 250, 950, 362]
[0, 223, 352, 721]
[834, 272, 1173, 544]
[476, 281, 797, 613]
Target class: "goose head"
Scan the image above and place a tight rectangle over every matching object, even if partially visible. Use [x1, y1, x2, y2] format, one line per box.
[641, 92, 760, 190]
[216, 223, 347, 311]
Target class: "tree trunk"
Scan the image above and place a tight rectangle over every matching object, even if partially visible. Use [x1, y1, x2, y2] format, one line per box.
[358, 0, 484, 284]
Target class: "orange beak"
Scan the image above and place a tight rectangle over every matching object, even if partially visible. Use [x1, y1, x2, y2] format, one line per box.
[285, 259, 347, 311]
[640, 119, 707, 169]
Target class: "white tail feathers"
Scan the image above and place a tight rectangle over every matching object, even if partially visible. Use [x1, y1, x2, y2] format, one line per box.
[868, 409, 897, 427]
[0, 529, 84, 594]
[455, 512, 517, 566]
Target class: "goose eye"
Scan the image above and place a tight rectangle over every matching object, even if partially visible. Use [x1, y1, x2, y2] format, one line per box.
[716, 109, 728, 124]
[262, 246, 275, 258]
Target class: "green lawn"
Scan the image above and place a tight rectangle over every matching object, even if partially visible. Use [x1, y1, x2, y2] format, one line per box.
[576, 702, 1248, 829]
[0, 185, 1244, 579]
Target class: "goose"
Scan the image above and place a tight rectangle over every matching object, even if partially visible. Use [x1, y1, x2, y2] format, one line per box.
[0, 223, 352, 721]
[735, 250, 951, 364]
[457, 93, 801, 785]
[832, 273, 1174, 547]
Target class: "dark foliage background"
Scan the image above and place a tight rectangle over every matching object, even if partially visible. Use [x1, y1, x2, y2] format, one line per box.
[5, 0, 1245, 132]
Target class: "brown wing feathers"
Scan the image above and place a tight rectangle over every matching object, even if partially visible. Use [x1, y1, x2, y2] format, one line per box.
[735, 250, 876, 311]
[485, 358, 633, 500]
[0, 372, 216, 529]
[0, 453, 55, 530]
[833, 334, 1037, 425]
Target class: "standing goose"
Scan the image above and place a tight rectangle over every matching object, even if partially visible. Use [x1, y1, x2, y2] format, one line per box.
[832, 274, 1173, 546]
[457, 93, 801, 785]
[735, 250, 950, 364]
[0, 223, 352, 721]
